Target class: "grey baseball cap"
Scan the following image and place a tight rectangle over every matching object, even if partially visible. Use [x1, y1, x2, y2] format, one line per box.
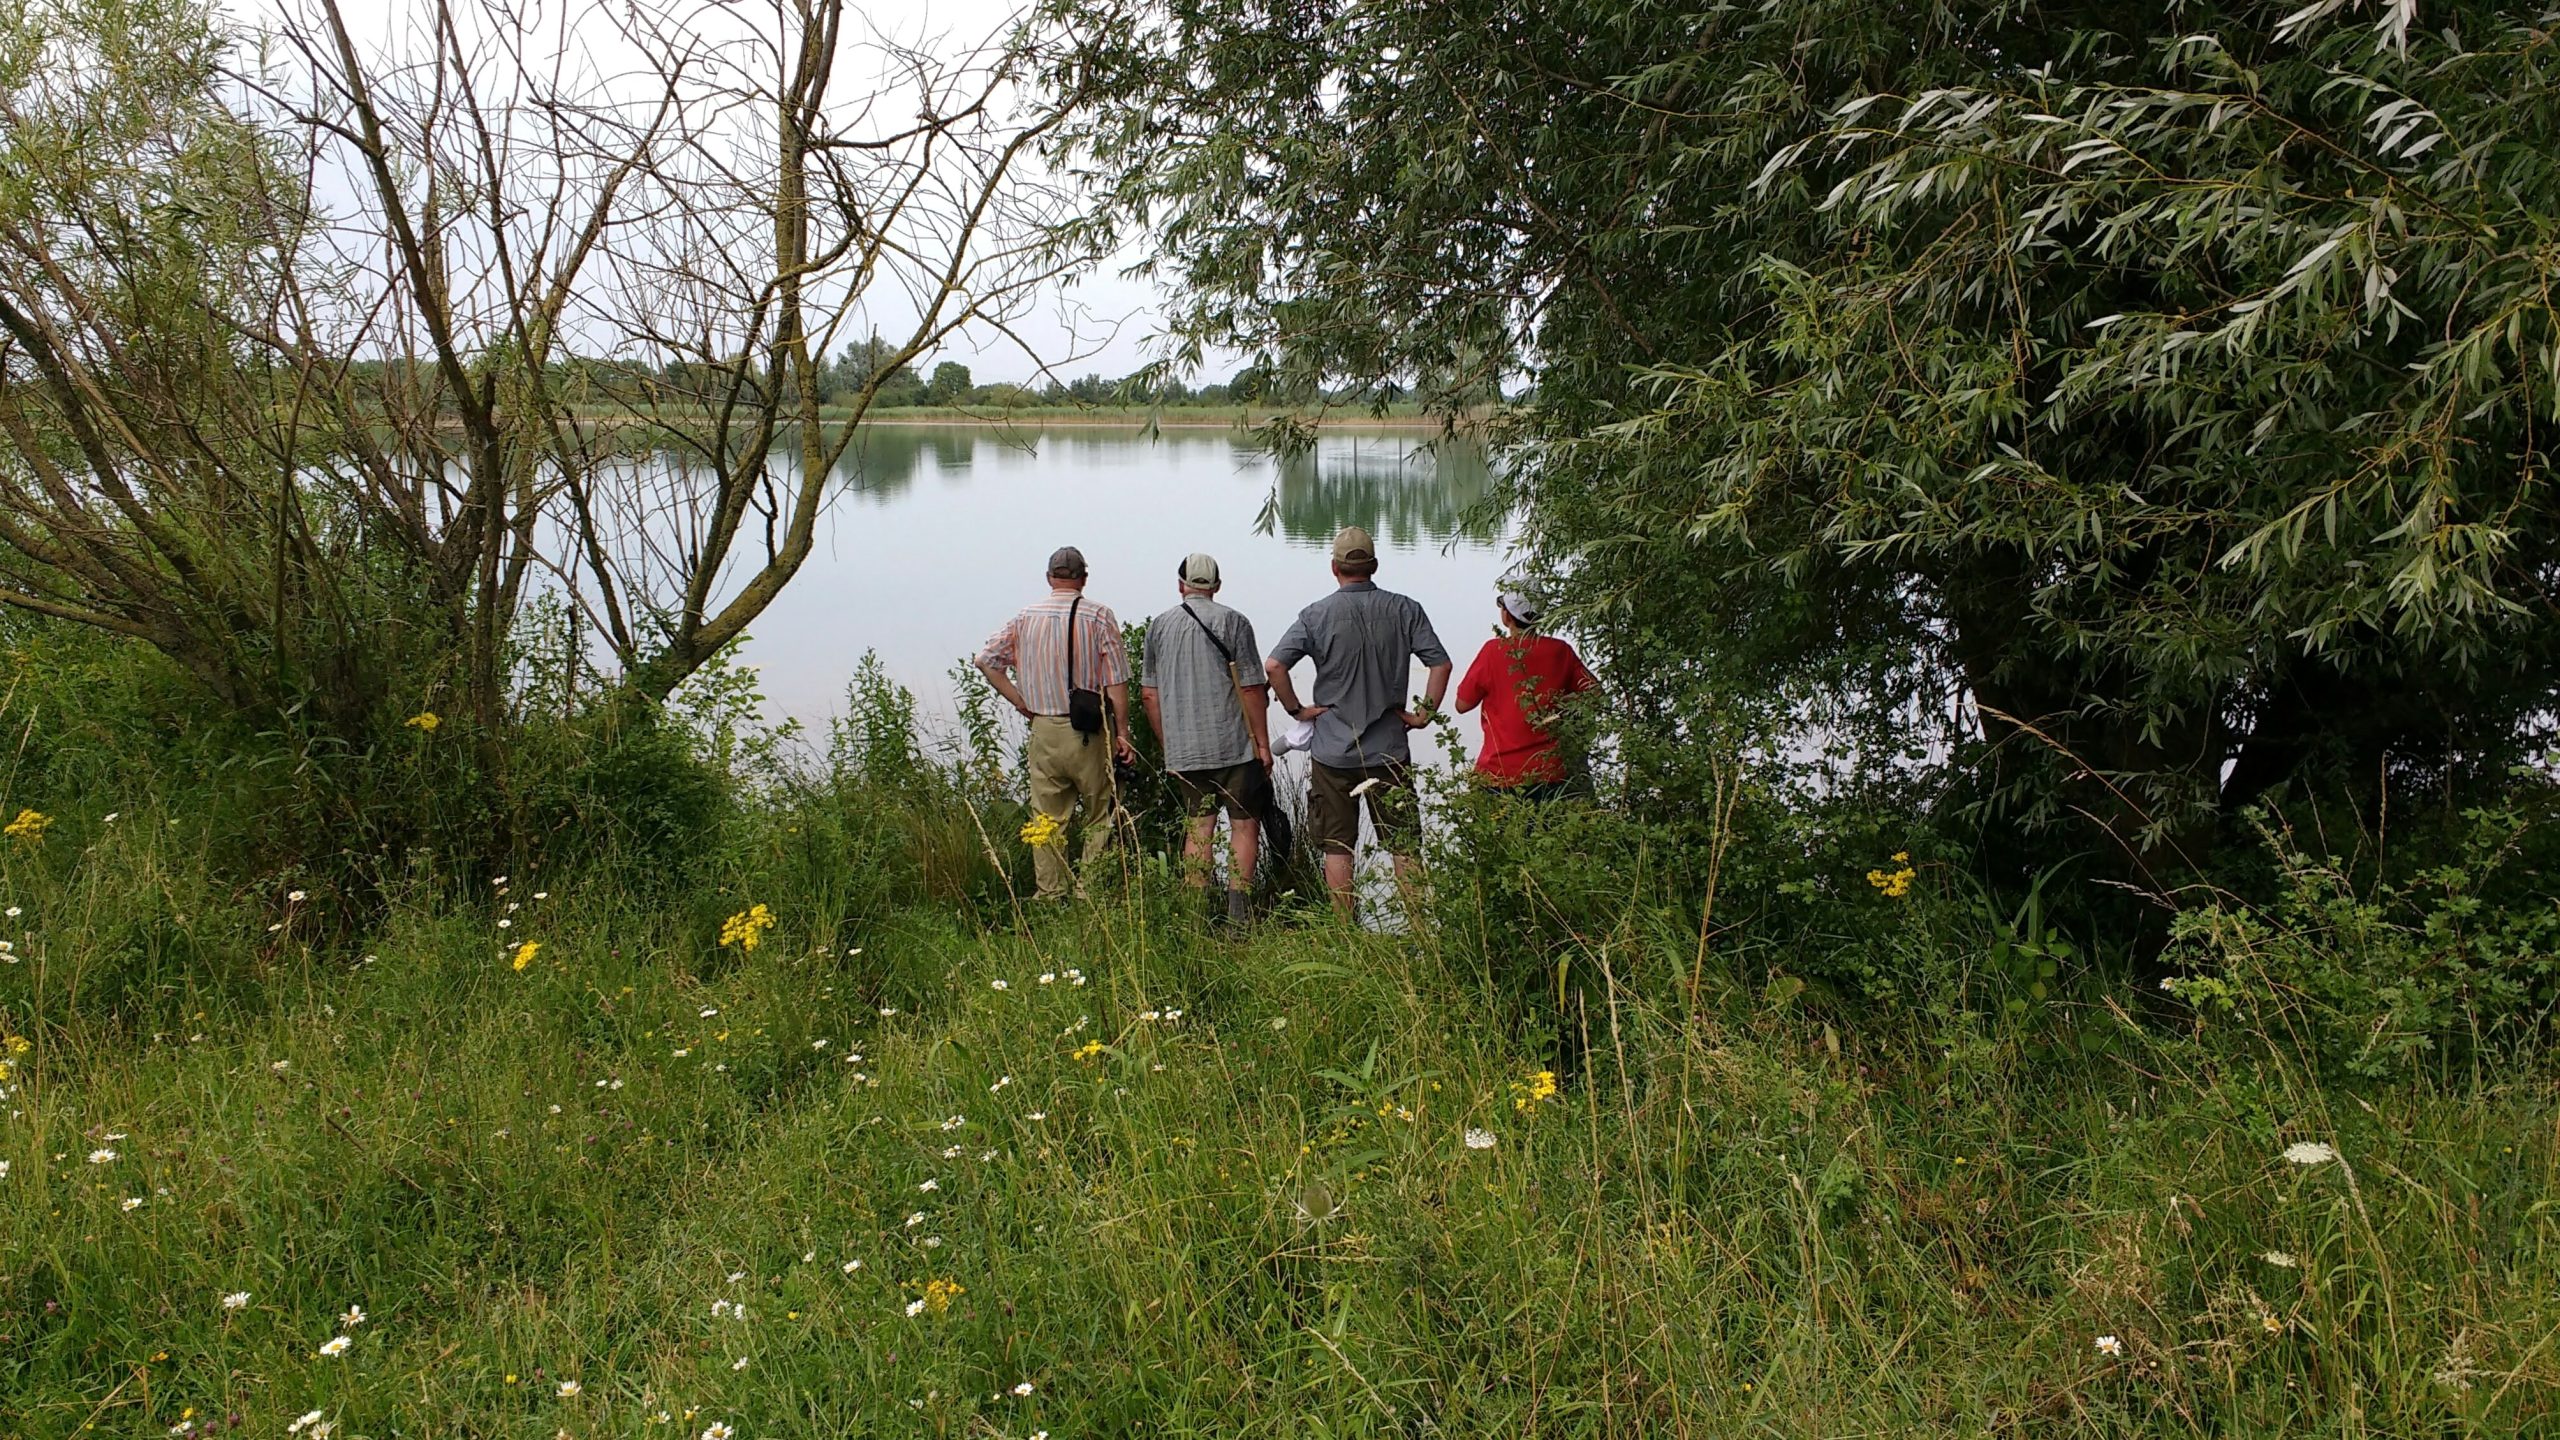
[1046, 545, 1088, 578]
[1330, 526, 1376, 566]
[1179, 552, 1221, 587]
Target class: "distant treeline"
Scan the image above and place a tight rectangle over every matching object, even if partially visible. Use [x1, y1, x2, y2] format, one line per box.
[330, 333, 1476, 415]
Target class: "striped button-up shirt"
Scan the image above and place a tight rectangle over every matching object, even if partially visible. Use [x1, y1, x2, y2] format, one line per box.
[979, 588, 1131, 716]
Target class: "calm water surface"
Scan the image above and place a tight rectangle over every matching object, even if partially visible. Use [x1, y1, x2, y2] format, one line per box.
[739, 424, 1516, 762]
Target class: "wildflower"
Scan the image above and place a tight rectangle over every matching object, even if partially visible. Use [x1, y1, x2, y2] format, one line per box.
[317, 1336, 352, 1357]
[1011, 1381, 1035, 1397]
[1037, 973, 1056, 985]
[700, 1007, 719, 1018]
[712, 1299, 735, 1317]
[1073, 1041, 1104, 1061]
[2094, 1335, 2123, 1357]
[1464, 1128, 1496, 1151]
[940, 1115, 967, 1131]
[557, 1380, 582, 1397]
[990, 1075, 1013, 1092]
[1019, 813, 1066, 849]
[2261, 1312, 2284, 1333]
[88, 1148, 117, 1164]
[287, 889, 307, 903]
[496, 918, 512, 929]
[510, 941, 541, 972]
[2282, 1141, 2338, 1166]
[941, 1145, 962, 1159]
[673, 1048, 690, 1058]
[1864, 855, 1916, 898]
[534, 891, 549, 900]
[222, 1291, 249, 1310]
[1509, 1070, 1559, 1114]
[701, 1425, 734, 1440]
[404, 712, 441, 731]
[990, 978, 1010, 991]
[1026, 1112, 1047, 1122]
[340, 1304, 365, 1326]
[841, 1259, 863, 1274]
[922, 1277, 964, 1314]
[122, 1196, 144, 1211]
[5, 809, 53, 844]
[0, 1160, 10, 1178]
[878, 1007, 899, 1018]
[905, 1298, 927, 1316]
[918, 1179, 939, 1192]
[905, 1212, 927, 1227]
[731, 1356, 749, 1371]
[2261, 1251, 2299, 1268]
[271, 1059, 290, 1072]
[812, 1039, 829, 1050]
[288, 1412, 327, 1435]
[717, 904, 776, 952]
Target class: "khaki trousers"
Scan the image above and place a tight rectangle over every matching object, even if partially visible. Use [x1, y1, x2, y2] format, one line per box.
[1026, 715, 1123, 898]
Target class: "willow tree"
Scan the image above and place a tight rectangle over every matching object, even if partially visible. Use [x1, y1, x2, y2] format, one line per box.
[0, 0, 1102, 743]
[1052, 0, 2560, 874]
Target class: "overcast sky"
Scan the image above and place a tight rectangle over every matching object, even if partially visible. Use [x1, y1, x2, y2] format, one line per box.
[245, 0, 1211, 386]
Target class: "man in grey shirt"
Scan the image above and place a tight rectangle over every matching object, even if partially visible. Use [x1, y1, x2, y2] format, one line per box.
[1265, 526, 1453, 919]
[1142, 553, 1272, 928]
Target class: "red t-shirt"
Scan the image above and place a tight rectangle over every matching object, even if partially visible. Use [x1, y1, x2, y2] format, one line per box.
[1457, 634, 1597, 785]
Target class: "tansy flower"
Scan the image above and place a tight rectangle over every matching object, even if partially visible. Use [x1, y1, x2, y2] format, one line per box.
[1508, 1070, 1558, 1113]
[510, 941, 541, 972]
[922, 1277, 964, 1314]
[1019, 812, 1066, 848]
[404, 712, 441, 731]
[1073, 1041, 1104, 1061]
[5, 809, 52, 844]
[718, 904, 776, 952]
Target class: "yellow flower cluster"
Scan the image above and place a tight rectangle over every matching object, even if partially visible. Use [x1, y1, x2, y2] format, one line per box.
[404, 711, 441, 732]
[1019, 812, 1065, 849]
[510, 940, 542, 972]
[718, 903, 776, 952]
[4, 808, 51, 844]
[1072, 1039, 1104, 1061]
[921, 1277, 965, 1314]
[1866, 851, 1915, 898]
[1510, 1068, 1558, 1113]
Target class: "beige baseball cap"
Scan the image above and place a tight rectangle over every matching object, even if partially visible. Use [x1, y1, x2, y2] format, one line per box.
[1330, 526, 1376, 566]
[1179, 552, 1221, 587]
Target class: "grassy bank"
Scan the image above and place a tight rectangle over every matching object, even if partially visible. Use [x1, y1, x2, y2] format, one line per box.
[4, 788, 2556, 1437]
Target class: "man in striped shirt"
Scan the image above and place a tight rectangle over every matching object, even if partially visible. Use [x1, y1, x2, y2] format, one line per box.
[976, 546, 1136, 900]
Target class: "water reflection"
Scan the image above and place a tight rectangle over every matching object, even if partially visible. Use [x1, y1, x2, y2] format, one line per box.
[1269, 438, 1497, 548]
[732, 423, 1513, 733]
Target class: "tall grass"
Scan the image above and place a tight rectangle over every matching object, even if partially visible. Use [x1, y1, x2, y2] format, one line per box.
[1, 658, 2556, 1436]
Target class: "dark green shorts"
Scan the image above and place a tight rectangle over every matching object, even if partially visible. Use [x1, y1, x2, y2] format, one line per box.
[1309, 760, 1418, 855]
[1174, 762, 1269, 819]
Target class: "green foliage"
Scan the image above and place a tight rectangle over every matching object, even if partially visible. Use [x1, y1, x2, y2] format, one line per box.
[2169, 804, 2560, 1081]
[1050, 0, 2560, 890]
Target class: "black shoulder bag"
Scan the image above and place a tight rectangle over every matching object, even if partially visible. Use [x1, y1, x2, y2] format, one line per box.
[1064, 596, 1105, 738]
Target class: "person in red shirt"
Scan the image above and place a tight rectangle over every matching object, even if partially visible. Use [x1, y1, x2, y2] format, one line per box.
[1454, 590, 1598, 795]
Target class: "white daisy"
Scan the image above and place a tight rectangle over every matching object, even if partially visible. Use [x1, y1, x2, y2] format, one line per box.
[2094, 1334, 2124, 1356]
[317, 1335, 351, 1357]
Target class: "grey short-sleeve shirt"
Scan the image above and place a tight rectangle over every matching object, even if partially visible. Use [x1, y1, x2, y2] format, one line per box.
[1266, 581, 1450, 768]
[1142, 596, 1264, 772]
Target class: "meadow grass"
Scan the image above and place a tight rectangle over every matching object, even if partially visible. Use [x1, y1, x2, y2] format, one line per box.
[3, 798, 2557, 1438]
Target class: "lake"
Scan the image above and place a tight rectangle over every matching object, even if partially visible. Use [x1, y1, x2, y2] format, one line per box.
[737, 423, 1518, 765]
